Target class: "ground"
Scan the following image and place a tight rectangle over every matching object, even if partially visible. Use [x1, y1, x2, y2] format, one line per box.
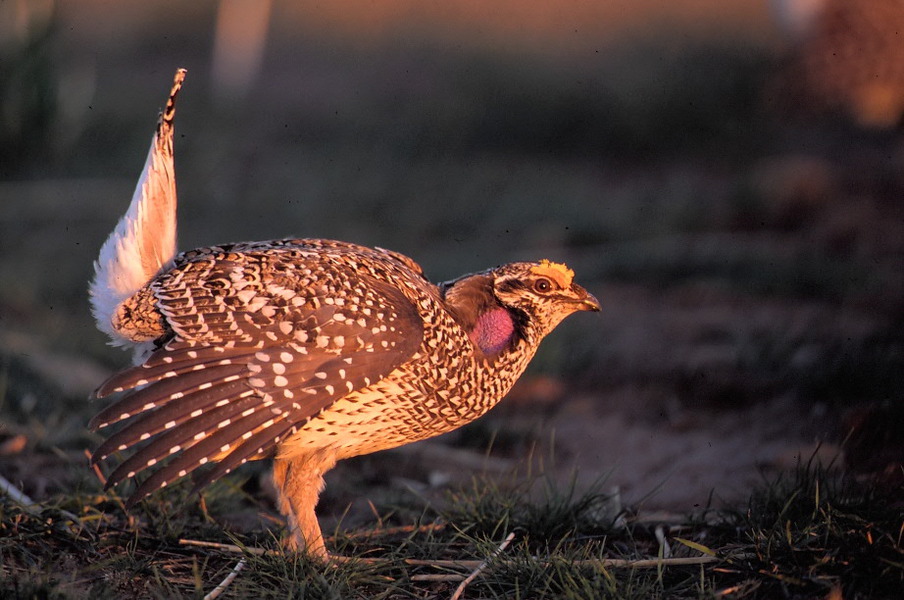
[0, 1, 902, 598]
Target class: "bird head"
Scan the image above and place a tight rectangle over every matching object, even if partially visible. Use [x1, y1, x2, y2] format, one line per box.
[490, 259, 600, 339]
[442, 259, 600, 355]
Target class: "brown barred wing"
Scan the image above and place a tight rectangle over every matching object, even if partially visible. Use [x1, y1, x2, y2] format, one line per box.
[91, 252, 425, 506]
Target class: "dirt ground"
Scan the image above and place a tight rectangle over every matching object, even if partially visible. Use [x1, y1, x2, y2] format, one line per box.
[1, 0, 903, 532]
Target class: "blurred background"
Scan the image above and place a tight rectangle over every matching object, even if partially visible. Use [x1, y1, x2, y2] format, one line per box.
[1, 0, 902, 520]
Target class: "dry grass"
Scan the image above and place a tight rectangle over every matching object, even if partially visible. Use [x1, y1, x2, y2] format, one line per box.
[0, 460, 901, 599]
[2, 5, 903, 598]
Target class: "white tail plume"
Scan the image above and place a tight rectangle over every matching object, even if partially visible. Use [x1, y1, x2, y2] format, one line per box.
[90, 69, 186, 347]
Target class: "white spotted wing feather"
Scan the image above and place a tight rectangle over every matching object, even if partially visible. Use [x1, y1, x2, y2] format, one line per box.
[90, 243, 425, 507]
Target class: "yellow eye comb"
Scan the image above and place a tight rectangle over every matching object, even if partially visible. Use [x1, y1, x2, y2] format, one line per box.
[530, 259, 574, 288]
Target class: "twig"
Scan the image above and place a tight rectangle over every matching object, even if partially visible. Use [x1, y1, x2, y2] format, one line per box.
[411, 573, 465, 582]
[84, 448, 108, 487]
[180, 523, 447, 556]
[84, 449, 132, 519]
[0, 472, 83, 526]
[341, 521, 446, 540]
[0, 473, 36, 508]
[180, 538, 276, 556]
[366, 499, 383, 529]
[450, 531, 516, 600]
[406, 559, 484, 569]
[573, 555, 723, 568]
[180, 537, 743, 574]
[655, 525, 671, 558]
[203, 558, 246, 600]
[408, 554, 730, 581]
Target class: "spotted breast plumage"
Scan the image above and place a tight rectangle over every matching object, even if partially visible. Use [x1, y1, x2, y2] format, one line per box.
[89, 70, 600, 558]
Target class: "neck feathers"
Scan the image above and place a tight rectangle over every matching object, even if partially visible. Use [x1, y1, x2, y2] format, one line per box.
[441, 274, 520, 356]
[469, 307, 515, 354]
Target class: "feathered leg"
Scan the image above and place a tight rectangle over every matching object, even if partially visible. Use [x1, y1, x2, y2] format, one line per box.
[272, 451, 338, 559]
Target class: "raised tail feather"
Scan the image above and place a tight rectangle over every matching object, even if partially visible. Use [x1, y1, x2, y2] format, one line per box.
[89, 69, 186, 352]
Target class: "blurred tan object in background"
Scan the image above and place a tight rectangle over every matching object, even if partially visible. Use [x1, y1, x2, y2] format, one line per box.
[211, 0, 272, 104]
[773, 0, 904, 128]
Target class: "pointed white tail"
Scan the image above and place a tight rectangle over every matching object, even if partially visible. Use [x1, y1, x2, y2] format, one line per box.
[90, 69, 186, 347]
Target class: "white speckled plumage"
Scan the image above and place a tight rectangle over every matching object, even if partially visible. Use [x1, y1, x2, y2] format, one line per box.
[90, 70, 600, 558]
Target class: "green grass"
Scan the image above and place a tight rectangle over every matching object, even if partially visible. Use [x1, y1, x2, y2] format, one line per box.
[746, 468, 903, 595]
[1, 462, 900, 599]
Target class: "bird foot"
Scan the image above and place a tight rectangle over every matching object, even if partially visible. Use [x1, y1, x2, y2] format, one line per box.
[281, 531, 331, 561]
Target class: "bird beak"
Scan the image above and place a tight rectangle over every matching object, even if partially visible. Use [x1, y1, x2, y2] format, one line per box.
[571, 284, 601, 312]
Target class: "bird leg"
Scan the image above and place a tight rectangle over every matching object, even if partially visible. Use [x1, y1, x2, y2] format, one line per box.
[272, 451, 337, 559]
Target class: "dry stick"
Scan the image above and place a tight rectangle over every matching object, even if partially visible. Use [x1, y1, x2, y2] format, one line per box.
[180, 539, 276, 556]
[203, 558, 246, 600]
[0, 473, 36, 508]
[570, 556, 723, 568]
[84, 448, 108, 487]
[655, 525, 671, 558]
[341, 521, 446, 540]
[450, 531, 516, 600]
[408, 555, 727, 581]
[0, 472, 83, 526]
[411, 574, 467, 582]
[179, 538, 374, 561]
[179, 538, 738, 577]
[179, 538, 483, 567]
[84, 448, 133, 522]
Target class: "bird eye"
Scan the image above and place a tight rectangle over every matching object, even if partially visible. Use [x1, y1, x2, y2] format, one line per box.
[533, 278, 552, 293]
